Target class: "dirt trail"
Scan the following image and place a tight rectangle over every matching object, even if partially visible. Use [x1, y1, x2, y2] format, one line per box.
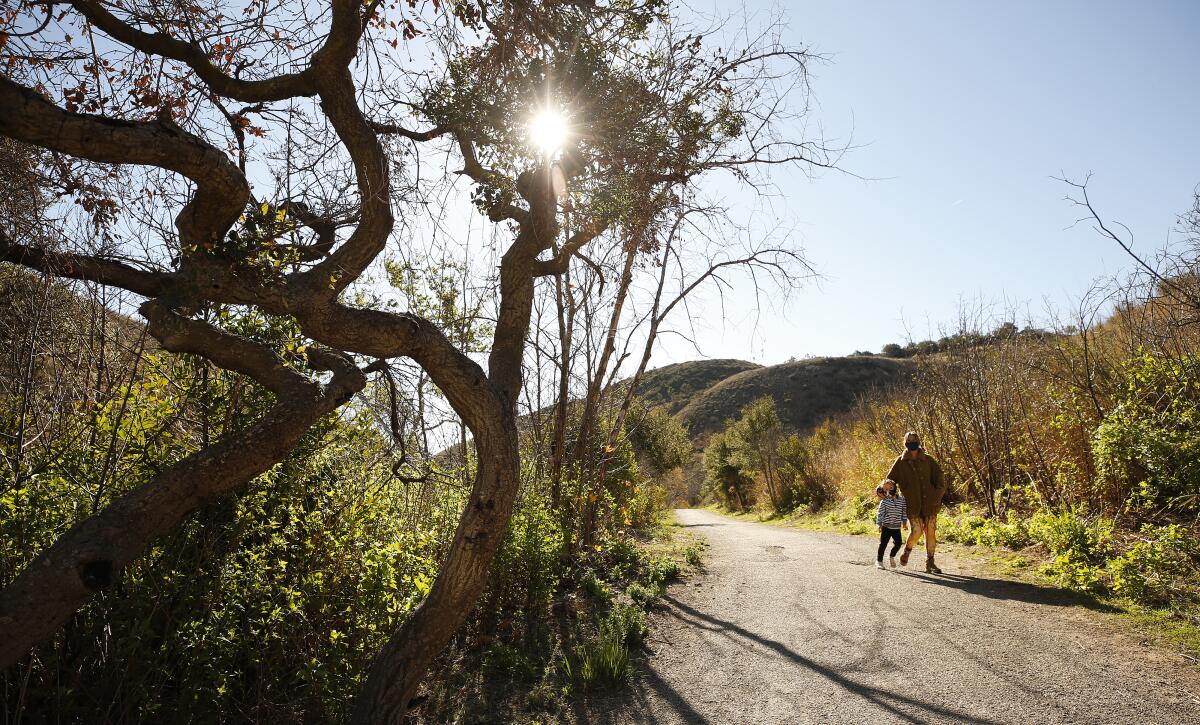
[584, 508, 1200, 724]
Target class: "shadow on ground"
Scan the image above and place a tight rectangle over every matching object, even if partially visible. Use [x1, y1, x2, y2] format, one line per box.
[890, 570, 1120, 613]
[579, 595, 1011, 725]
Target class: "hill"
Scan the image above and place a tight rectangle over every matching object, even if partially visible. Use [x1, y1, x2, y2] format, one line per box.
[672, 356, 913, 439]
[626, 359, 762, 415]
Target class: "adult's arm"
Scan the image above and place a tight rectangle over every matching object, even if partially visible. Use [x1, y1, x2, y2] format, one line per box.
[885, 456, 902, 484]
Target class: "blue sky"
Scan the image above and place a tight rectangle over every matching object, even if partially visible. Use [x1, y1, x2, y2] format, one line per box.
[649, 0, 1200, 365]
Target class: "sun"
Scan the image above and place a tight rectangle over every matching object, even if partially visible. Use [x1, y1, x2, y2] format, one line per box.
[529, 109, 569, 155]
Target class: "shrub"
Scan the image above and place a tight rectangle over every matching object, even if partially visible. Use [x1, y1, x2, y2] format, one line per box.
[940, 506, 1032, 548]
[646, 556, 681, 586]
[1092, 352, 1200, 513]
[580, 571, 612, 606]
[605, 604, 648, 647]
[486, 489, 564, 623]
[604, 535, 645, 579]
[1027, 506, 1112, 592]
[1107, 524, 1198, 607]
[626, 581, 662, 607]
[1027, 506, 1112, 561]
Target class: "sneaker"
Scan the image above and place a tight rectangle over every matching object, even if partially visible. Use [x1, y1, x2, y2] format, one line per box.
[889, 557, 897, 568]
[874, 561, 885, 569]
[925, 556, 943, 574]
[899, 549, 911, 567]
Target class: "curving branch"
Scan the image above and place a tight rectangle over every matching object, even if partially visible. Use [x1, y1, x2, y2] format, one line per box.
[0, 75, 249, 249]
[140, 299, 317, 397]
[0, 228, 173, 298]
[531, 220, 610, 276]
[68, 0, 316, 102]
[295, 67, 393, 297]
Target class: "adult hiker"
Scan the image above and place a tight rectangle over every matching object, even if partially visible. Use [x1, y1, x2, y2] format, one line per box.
[885, 431, 947, 573]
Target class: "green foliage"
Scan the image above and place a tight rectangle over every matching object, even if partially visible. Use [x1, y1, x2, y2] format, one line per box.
[1107, 524, 1198, 608]
[3, 391, 439, 721]
[486, 489, 565, 621]
[939, 506, 1033, 548]
[777, 429, 836, 511]
[724, 397, 783, 484]
[482, 643, 539, 683]
[702, 430, 753, 511]
[626, 581, 662, 608]
[606, 604, 648, 648]
[1027, 506, 1112, 561]
[1093, 352, 1200, 513]
[646, 556, 681, 587]
[604, 535, 646, 580]
[580, 571, 613, 606]
[561, 620, 631, 691]
[1026, 506, 1112, 592]
[626, 400, 692, 475]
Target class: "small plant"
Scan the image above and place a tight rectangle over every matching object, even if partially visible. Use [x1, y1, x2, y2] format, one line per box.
[580, 571, 612, 606]
[560, 620, 631, 690]
[1028, 506, 1112, 561]
[626, 581, 662, 607]
[605, 604, 648, 647]
[481, 642, 538, 683]
[646, 556, 681, 586]
[605, 536, 645, 578]
[683, 543, 704, 567]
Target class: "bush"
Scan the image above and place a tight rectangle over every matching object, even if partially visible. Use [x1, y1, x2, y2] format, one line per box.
[1093, 352, 1200, 513]
[604, 535, 645, 578]
[940, 506, 1032, 548]
[486, 489, 564, 624]
[646, 556, 681, 586]
[481, 643, 538, 683]
[605, 604, 648, 647]
[626, 581, 662, 607]
[1027, 506, 1112, 561]
[1027, 506, 1112, 592]
[1107, 524, 1198, 607]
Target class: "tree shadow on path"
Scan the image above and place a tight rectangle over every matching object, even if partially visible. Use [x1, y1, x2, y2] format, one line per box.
[636, 595, 1007, 725]
[890, 570, 1120, 613]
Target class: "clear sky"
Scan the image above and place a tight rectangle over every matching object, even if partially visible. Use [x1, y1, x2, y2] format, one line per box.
[647, 0, 1200, 366]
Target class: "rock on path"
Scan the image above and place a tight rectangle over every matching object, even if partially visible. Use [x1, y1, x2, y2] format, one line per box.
[583, 508, 1200, 724]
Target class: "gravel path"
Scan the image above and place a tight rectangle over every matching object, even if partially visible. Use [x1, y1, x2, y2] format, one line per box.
[584, 508, 1200, 724]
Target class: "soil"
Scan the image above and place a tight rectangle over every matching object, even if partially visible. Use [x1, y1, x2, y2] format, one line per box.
[579, 508, 1200, 724]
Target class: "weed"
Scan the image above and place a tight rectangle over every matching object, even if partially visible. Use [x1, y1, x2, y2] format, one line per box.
[627, 581, 662, 607]
[560, 626, 630, 690]
[580, 571, 613, 606]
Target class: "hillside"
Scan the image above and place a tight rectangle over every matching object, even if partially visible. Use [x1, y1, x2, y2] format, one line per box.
[671, 356, 912, 439]
[625, 358, 762, 415]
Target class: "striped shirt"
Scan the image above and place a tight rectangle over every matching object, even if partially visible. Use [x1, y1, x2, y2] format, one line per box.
[876, 495, 908, 529]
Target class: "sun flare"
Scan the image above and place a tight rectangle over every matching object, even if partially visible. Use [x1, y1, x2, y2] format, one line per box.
[529, 109, 569, 154]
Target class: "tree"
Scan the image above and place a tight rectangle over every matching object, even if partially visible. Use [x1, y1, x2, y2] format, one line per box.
[703, 431, 752, 511]
[726, 397, 785, 509]
[0, 0, 830, 718]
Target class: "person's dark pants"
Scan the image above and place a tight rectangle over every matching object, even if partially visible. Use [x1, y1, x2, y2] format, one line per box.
[878, 527, 903, 562]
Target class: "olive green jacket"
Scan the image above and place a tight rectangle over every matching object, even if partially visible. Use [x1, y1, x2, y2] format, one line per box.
[886, 451, 946, 519]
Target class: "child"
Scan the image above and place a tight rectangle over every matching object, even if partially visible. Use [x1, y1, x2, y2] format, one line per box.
[874, 479, 907, 569]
